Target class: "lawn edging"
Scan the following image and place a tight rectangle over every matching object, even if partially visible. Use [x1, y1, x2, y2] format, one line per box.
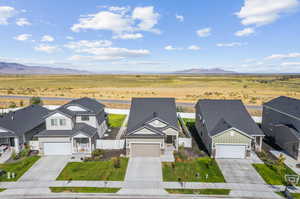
[166, 188, 230, 195]
[50, 187, 120, 193]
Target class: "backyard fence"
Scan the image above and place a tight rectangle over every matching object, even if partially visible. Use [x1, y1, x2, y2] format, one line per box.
[178, 137, 192, 148]
[29, 141, 40, 150]
[96, 139, 125, 150]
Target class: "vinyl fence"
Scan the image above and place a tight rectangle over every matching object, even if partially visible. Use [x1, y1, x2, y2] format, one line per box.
[29, 141, 40, 150]
[96, 139, 125, 150]
[178, 138, 192, 148]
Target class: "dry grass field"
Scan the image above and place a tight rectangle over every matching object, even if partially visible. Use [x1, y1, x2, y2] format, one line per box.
[0, 75, 299, 111]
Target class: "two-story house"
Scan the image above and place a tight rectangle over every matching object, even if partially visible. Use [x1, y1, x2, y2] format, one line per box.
[35, 97, 107, 155]
[262, 96, 300, 160]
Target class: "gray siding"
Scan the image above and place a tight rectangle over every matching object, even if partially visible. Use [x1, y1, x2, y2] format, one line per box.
[212, 129, 251, 146]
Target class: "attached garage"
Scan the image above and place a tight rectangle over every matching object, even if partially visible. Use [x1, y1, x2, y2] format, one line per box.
[215, 144, 246, 159]
[130, 143, 161, 157]
[43, 142, 71, 155]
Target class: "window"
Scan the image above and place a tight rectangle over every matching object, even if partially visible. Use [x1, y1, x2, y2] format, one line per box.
[50, 119, 58, 126]
[59, 119, 66, 126]
[81, 115, 89, 121]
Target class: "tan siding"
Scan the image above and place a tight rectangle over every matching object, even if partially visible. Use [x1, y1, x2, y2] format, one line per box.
[126, 138, 164, 149]
[213, 129, 252, 146]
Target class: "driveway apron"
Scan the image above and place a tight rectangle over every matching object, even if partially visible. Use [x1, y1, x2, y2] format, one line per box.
[118, 157, 167, 195]
[217, 159, 265, 184]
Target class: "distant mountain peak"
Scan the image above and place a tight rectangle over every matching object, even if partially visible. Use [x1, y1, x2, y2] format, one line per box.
[174, 67, 236, 74]
[0, 62, 91, 75]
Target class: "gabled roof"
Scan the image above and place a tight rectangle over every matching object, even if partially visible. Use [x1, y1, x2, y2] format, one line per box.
[126, 98, 179, 136]
[0, 105, 50, 138]
[35, 123, 97, 138]
[264, 96, 300, 119]
[63, 97, 105, 115]
[45, 97, 105, 118]
[196, 99, 264, 137]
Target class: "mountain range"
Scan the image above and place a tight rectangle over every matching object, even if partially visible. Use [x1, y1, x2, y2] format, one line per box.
[174, 68, 236, 74]
[0, 62, 90, 74]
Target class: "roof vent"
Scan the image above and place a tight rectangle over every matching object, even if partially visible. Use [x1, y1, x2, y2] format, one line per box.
[153, 112, 158, 117]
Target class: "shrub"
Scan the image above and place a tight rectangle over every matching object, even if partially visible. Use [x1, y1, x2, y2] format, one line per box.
[29, 97, 43, 105]
[92, 149, 104, 160]
[112, 157, 121, 168]
[9, 101, 17, 108]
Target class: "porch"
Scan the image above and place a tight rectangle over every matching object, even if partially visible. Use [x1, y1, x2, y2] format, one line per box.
[71, 135, 93, 154]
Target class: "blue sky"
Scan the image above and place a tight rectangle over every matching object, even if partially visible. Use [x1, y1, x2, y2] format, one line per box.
[0, 0, 300, 73]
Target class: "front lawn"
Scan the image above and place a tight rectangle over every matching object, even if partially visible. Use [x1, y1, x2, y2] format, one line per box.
[0, 156, 40, 181]
[166, 188, 230, 195]
[50, 187, 120, 193]
[253, 163, 298, 185]
[276, 192, 300, 199]
[108, 114, 126, 128]
[163, 157, 225, 182]
[56, 158, 128, 181]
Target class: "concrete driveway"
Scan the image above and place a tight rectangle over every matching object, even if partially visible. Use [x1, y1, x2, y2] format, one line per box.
[19, 156, 70, 181]
[217, 159, 265, 184]
[118, 157, 167, 195]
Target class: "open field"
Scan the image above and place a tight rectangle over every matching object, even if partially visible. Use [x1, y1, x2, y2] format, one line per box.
[0, 75, 299, 111]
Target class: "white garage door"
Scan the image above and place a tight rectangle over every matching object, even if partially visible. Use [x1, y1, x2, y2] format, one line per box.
[215, 144, 246, 159]
[131, 143, 161, 157]
[44, 142, 71, 155]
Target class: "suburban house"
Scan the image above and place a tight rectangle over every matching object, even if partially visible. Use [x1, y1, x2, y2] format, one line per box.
[195, 99, 264, 159]
[124, 98, 180, 157]
[262, 96, 300, 160]
[0, 105, 50, 153]
[35, 97, 107, 156]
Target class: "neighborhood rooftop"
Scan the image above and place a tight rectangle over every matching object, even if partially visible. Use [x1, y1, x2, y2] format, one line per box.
[264, 96, 300, 119]
[196, 99, 264, 136]
[0, 104, 50, 138]
[126, 98, 179, 134]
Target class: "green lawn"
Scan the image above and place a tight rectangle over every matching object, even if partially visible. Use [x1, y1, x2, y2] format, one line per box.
[0, 156, 40, 182]
[166, 189, 230, 195]
[163, 157, 225, 182]
[108, 114, 126, 128]
[56, 158, 128, 181]
[253, 163, 298, 185]
[50, 187, 120, 193]
[0, 188, 6, 192]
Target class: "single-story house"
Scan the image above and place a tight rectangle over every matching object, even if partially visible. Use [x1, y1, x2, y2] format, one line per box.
[195, 99, 264, 159]
[0, 105, 50, 153]
[35, 97, 107, 156]
[125, 98, 180, 157]
[262, 96, 300, 160]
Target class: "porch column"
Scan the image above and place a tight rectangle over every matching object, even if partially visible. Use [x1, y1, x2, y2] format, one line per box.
[14, 137, 19, 153]
[89, 137, 92, 153]
[259, 136, 263, 152]
[71, 137, 74, 154]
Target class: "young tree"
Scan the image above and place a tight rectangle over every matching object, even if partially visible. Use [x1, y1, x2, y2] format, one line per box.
[29, 97, 43, 105]
[8, 101, 17, 108]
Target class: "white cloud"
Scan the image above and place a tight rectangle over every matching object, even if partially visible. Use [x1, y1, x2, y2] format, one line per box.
[66, 36, 74, 40]
[132, 6, 160, 33]
[281, 62, 300, 66]
[14, 34, 31, 41]
[65, 40, 112, 51]
[16, 18, 31, 26]
[236, 0, 299, 26]
[188, 45, 201, 51]
[217, 42, 247, 47]
[71, 6, 160, 35]
[41, 35, 55, 42]
[176, 14, 184, 22]
[34, 44, 59, 53]
[0, 6, 16, 25]
[196, 28, 211, 37]
[235, 28, 255, 36]
[164, 45, 182, 51]
[113, 33, 143, 40]
[265, 52, 300, 60]
[69, 47, 150, 61]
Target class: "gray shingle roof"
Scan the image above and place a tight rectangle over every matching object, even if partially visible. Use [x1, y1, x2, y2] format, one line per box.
[35, 123, 97, 138]
[126, 98, 179, 136]
[196, 99, 264, 137]
[0, 105, 50, 139]
[63, 97, 105, 115]
[264, 96, 300, 119]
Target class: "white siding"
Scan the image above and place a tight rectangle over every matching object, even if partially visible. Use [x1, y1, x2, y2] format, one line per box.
[46, 113, 73, 130]
[76, 115, 97, 128]
[97, 121, 107, 138]
[163, 128, 178, 136]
